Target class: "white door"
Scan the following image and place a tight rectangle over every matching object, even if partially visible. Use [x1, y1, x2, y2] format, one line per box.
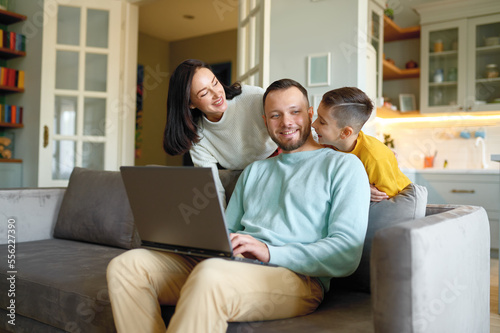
[38, 0, 128, 186]
[237, 0, 270, 88]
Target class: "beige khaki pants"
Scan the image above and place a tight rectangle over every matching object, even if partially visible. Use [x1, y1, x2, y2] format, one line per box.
[107, 248, 323, 333]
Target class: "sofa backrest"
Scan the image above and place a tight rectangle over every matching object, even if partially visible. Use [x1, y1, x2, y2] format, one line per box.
[52, 168, 243, 250]
[53, 167, 141, 249]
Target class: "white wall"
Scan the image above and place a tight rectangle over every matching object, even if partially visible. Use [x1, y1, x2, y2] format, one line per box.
[269, 0, 369, 105]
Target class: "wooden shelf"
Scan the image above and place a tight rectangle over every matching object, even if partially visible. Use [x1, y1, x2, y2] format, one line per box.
[384, 16, 420, 42]
[0, 47, 25, 59]
[0, 158, 22, 163]
[376, 107, 421, 118]
[0, 122, 23, 128]
[0, 85, 24, 93]
[0, 9, 27, 25]
[383, 59, 420, 80]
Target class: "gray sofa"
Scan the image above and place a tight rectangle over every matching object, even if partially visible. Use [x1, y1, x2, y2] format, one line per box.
[0, 167, 490, 333]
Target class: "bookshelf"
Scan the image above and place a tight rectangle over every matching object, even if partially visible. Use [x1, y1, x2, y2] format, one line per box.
[382, 16, 421, 80]
[0, 9, 26, 25]
[0, 8, 26, 176]
[383, 15, 420, 42]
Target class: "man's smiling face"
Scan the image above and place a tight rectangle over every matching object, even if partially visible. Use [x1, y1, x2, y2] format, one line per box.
[263, 86, 313, 153]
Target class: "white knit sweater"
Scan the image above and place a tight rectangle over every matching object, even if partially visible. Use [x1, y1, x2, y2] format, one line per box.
[190, 85, 277, 206]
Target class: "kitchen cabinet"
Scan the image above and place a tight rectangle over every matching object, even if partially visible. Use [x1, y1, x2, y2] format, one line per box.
[415, 1, 500, 113]
[368, 0, 384, 107]
[415, 172, 500, 252]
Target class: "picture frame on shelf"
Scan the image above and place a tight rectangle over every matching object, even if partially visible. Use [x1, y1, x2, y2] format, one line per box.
[307, 52, 330, 87]
[399, 93, 416, 112]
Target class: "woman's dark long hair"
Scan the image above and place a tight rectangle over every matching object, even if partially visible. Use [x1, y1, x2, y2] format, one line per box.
[163, 59, 242, 156]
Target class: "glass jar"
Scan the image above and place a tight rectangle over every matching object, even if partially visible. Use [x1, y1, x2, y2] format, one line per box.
[486, 64, 499, 78]
[447, 67, 457, 81]
[433, 68, 444, 83]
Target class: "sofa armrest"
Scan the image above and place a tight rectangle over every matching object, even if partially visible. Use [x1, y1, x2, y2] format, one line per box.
[0, 188, 66, 244]
[371, 204, 490, 333]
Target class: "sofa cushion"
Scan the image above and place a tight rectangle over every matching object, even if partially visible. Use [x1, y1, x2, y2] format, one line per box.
[0, 239, 125, 332]
[54, 167, 140, 249]
[332, 183, 428, 293]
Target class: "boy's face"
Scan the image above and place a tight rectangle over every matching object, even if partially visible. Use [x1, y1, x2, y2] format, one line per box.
[312, 102, 344, 148]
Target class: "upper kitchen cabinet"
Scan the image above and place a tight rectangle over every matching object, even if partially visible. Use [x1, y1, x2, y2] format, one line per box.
[415, 0, 500, 113]
[368, 0, 385, 107]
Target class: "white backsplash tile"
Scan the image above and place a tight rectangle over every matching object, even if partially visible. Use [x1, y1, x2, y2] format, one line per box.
[376, 123, 500, 171]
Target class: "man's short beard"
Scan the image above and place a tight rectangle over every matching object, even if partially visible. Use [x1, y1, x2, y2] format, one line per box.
[270, 119, 312, 152]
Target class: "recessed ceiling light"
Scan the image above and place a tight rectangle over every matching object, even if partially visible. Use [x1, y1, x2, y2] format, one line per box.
[183, 15, 195, 20]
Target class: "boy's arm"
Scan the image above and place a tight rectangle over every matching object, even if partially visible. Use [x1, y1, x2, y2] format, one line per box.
[365, 157, 403, 198]
[370, 184, 389, 201]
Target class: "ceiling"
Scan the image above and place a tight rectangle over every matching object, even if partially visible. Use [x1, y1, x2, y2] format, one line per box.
[138, 0, 239, 42]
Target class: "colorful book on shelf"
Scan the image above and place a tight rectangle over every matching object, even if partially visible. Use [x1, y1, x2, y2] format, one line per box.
[8, 68, 15, 87]
[17, 70, 24, 88]
[0, 31, 26, 52]
[0, 104, 23, 125]
[0, 67, 24, 88]
[11, 105, 15, 124]
[9, 31, 15, 50]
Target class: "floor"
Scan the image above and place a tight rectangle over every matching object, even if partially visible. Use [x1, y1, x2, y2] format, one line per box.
[491, 259, 500, 332]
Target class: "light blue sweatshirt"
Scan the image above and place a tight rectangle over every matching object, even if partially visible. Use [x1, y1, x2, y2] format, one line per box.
[225, 148, 370, 291]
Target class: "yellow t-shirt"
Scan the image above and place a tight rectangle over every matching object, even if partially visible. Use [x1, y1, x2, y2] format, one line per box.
[350, 131, 411, 197]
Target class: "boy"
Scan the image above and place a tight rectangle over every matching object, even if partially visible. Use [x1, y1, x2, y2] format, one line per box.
[312, 87, 411, 201]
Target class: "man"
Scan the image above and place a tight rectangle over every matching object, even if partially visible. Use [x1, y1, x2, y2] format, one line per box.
[107, 79, 370, 333]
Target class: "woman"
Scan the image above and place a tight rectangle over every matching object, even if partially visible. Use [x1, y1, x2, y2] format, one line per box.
[163, 59, 278, 206]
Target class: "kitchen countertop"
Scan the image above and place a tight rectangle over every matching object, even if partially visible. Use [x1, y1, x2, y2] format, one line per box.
[402, 168, 500, 174]
[492, 155, 500, 162]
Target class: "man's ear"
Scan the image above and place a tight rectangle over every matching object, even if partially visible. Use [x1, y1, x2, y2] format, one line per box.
[308, 106, 314, 119]
[262, 114, 267, 127]
[341, 126, 354, 139]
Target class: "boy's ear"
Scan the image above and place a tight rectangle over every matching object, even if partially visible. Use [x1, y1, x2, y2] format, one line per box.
[341, 126, 354, 139]
[308, 106, 314, 119]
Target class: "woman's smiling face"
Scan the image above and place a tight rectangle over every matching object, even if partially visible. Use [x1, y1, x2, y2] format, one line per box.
[189, 67, 227, 122]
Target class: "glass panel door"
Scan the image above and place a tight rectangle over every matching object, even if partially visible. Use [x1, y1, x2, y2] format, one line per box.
[39, 0, 122, 186]
[237, 0, 270, 87]
[420, 19, 467, 113]
[427, 28, 459, 107]
[468, 14, 500, 111]
[368, 3, 383, 106]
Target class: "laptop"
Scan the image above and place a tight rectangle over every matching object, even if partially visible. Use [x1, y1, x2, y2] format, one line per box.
[120, 166, 276, 266]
